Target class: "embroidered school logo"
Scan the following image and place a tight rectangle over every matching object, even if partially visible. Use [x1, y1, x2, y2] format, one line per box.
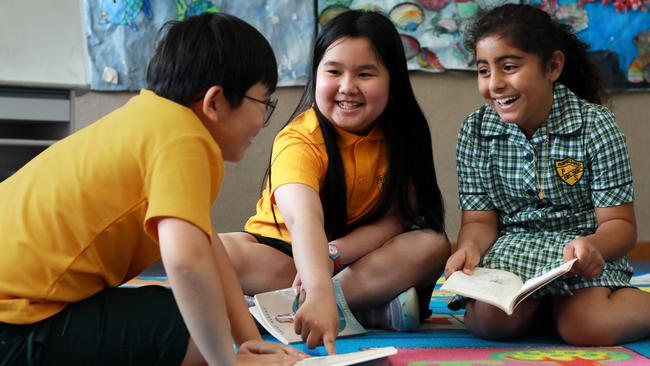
[555, 157, 584, 186]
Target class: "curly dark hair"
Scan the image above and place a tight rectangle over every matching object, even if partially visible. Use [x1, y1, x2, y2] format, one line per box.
[464, 3, 604, 104]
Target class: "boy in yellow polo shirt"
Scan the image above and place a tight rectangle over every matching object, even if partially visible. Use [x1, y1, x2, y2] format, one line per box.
[0, 13, 303, 366]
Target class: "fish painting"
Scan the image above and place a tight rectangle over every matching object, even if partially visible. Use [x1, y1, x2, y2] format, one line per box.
[628, 29, 650, 83]
[176, 0, 219, 21]
[99, 0, 153, 31]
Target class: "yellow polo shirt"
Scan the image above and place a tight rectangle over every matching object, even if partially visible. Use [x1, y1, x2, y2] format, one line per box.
[245, 108, 387, 242]
[0, 90, 223, 324]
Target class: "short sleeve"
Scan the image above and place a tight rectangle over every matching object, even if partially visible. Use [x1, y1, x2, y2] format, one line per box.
[456, 113, 494, 211]
[144, 136, 223, 241]
[587, 108, 634, 207]
[269, 131, 325, 195]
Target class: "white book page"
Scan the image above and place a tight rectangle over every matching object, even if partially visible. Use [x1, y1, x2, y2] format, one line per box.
[518, 259, 577, 297]
[441, 268, 523, 307]
[254, 288, 302, 344]
[296, 347, 397, 366]
[249, 305, 295, 344]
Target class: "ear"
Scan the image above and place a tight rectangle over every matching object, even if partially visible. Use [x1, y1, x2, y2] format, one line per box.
[198, 85, 225, 123]
[547, 50, 565, 82]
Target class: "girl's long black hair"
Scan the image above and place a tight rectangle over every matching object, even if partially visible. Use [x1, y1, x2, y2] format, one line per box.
[463, 3, 604, 105]
[268, 10, 445, 241]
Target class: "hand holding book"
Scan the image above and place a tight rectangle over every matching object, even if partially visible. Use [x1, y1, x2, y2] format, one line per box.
[441, 259, 577, 315]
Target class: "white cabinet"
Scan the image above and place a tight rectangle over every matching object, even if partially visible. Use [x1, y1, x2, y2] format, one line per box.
[0, 87, 71, 181]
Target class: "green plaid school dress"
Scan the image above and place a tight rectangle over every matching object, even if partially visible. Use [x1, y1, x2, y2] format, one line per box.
[456, 83, 634, 297]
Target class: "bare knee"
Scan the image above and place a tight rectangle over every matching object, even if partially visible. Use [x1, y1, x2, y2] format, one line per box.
[465, 300, 537, 341]
[555, 302, 617, 345]
[408, 230, 451, 268]
[219, 232, 248, 274]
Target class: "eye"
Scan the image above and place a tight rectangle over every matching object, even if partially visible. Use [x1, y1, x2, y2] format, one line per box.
[477, 67, 490, 77]
[325, 69, 341, 76]
[503, 64, 518, 72]
[358, 72, 374, 78]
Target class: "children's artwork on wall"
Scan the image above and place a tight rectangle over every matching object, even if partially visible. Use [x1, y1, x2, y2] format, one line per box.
[83, 0, 314, 90]
[83, 0, 648, 91]
[533, 0, 650, 92]
[318, 0, 650, 91]
[317, 0, 505, 73]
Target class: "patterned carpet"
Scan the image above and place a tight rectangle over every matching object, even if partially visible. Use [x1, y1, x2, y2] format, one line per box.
[123, 268, 650, 365]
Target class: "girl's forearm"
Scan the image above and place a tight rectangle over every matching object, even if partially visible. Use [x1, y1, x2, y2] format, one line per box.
[587, 218, 637, 261]
[457, 222, 498, 256]
[289, 216, 333, 292]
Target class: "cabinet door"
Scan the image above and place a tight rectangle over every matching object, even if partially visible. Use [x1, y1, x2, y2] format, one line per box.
[0, 87, 71, 181]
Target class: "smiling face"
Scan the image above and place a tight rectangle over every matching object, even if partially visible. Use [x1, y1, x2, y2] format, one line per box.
[475, 35, 563, 137]
[315, 36, 390, 136]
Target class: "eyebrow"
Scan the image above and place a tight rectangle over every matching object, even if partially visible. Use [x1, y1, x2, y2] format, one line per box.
[322, 60, 380, 71]
[476, 54, 524, 65]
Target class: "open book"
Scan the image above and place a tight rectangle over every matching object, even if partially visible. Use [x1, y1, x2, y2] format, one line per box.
[249, 279, 366, 344]
[440, 259, 577, 315]
[295, 347, 397, 366]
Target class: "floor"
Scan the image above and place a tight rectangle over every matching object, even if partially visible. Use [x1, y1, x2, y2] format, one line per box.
[632, 259, 650, 272]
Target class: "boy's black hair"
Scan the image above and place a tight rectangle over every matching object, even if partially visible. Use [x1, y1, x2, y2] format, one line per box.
[463, 3, 604, 105]
[147, 12, 278, 107]
[269, 10, 445, 240]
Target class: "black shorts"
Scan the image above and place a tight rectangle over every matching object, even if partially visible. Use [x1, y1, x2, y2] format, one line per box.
[0, 286, 189, 366]
[246, 232, 433, 321]
[246, 231, 293, 257]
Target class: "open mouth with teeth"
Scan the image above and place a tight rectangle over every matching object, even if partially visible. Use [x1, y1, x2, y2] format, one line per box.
[337, 101, 362, 110]
[495, 95, 520, 106]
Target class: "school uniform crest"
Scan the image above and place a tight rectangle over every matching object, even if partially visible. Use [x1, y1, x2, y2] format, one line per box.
[555, 157, 584, 186]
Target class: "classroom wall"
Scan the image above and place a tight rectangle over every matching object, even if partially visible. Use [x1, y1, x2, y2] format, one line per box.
[73, 71, 650, 242]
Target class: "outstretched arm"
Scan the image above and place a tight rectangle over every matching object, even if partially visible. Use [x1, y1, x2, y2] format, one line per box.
[275, 183, 339, 354]
[159, 218, 303, 365]
[445, 210, 498, 277]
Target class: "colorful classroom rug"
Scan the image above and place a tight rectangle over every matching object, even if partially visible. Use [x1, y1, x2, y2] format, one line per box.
[123, 271, 650, 365]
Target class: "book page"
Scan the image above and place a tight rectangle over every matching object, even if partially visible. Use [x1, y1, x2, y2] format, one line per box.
[296, 347, 397, 366]
[253, 288, 302, 344]
[252, 279, 366, 344]
[515, 259, 577, 307]
[440, 268, 524, 311]
[249, 305, 297, 344]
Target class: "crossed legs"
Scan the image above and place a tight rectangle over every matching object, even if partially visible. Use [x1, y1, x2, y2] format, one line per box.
[220, 229, 450, 313]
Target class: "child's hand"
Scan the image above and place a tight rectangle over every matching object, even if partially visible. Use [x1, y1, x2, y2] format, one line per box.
[563, 237, 605, 279]
[293, 290, 339, 354]
[445, 246, 481, 278]
[238, 339, 307, 359]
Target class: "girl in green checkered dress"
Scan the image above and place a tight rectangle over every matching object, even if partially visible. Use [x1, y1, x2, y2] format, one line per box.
[446, 4, 650, 345]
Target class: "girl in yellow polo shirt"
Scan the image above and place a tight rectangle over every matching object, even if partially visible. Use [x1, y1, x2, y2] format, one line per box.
[221, 10, 450, 352]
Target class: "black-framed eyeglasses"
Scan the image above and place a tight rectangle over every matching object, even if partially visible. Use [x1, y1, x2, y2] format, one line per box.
[244, 95, 277, 127]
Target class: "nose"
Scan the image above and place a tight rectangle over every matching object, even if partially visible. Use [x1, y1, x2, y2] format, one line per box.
[338, 73, 358, 95]
[489, 72, 506, 93]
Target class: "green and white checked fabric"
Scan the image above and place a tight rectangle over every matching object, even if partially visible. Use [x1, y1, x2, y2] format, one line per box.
[456, 83, 634, 295]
